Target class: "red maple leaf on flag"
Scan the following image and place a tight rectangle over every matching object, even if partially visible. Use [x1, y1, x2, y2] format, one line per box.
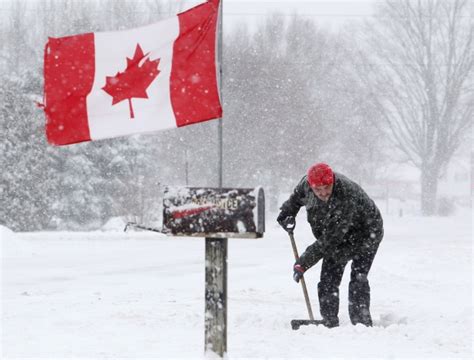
[102, 44, 160, 119]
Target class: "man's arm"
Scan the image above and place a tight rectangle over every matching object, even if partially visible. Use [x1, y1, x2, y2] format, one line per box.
[297, 241, 324, 270]
[278, 177, 307, 218]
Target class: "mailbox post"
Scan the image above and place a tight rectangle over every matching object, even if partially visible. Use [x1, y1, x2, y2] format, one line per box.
[204, 236, 227, 355]
[162, 187, 265, 357]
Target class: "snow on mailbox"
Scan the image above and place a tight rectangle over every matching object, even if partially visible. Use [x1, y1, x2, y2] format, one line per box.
[162, 187, 265, 238]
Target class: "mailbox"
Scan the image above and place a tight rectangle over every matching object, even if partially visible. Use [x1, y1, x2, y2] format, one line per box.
[162, 187, 265, 238]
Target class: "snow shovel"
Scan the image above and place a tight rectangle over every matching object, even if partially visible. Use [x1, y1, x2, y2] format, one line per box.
[283, 218, 325, 330]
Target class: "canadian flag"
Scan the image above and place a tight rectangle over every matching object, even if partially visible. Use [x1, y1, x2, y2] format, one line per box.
[42, 0, 222, 146]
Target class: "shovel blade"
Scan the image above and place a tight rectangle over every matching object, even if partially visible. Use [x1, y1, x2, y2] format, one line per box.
[291, 319, 325, 330]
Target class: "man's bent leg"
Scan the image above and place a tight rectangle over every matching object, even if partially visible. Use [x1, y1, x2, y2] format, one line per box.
[349, 243, 380, 326]
[348, 274, 372, 326]
[319, 257, 346, 327]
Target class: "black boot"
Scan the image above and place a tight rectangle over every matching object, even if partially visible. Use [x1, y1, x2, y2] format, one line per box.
[322, 316, 339, 328]
[318, 282, 340, 328]
[349, 280, 372, 326]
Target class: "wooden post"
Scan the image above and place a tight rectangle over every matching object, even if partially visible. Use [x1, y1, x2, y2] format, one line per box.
[205, 0, 227, 357]
[205, 237, 228, 356]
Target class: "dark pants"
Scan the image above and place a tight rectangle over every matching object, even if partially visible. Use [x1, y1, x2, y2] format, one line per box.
[318, 242, 380, 326]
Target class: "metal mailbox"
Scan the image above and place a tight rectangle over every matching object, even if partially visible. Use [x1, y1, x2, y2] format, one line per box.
[162, 187, 265, 238]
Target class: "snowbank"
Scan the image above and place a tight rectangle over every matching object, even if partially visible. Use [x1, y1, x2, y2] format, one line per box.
[0, 224, 15, 241]
[0, 225, 31, 258]
[101, 217, 127, 232]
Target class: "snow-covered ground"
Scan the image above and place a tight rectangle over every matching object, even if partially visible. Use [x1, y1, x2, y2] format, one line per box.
[1, 211, 472, 359]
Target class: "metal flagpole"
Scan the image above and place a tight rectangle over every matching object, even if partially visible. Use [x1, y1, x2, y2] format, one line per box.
[205, 0, 227, 357]
[217, 0, 223, 189]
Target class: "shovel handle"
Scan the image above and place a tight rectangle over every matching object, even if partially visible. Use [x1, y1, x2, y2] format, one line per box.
[288, 232, 314, 321]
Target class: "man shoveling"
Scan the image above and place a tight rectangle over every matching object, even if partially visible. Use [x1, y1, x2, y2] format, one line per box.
[278, 163, 384, 328]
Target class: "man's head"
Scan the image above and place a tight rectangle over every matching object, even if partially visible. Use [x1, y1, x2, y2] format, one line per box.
[307, 163, 334, 202]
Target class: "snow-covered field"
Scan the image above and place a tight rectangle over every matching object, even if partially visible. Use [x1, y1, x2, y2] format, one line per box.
[1, 211, 472, 359]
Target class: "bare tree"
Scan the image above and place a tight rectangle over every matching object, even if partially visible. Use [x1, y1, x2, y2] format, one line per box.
[358, 0, 472, 215]
[3, 0, 34, 74]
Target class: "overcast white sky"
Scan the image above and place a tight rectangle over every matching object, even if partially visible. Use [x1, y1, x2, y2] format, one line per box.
[222, 0, 376, 17]
[188, 0, 378, 31]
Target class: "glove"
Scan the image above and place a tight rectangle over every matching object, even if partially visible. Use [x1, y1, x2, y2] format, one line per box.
[293, 263, 305, 283]
[277, 212, 295, 232]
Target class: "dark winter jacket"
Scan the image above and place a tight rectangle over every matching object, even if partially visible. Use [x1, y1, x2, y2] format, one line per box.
[280, 173, 383, 269]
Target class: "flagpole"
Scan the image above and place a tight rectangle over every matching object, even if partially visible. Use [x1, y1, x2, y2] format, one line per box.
[217, 0, 223, 189]
[204, 0, 227, 358]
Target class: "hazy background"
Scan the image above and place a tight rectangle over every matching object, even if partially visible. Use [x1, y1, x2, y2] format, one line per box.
[0, 0, 471, 231]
